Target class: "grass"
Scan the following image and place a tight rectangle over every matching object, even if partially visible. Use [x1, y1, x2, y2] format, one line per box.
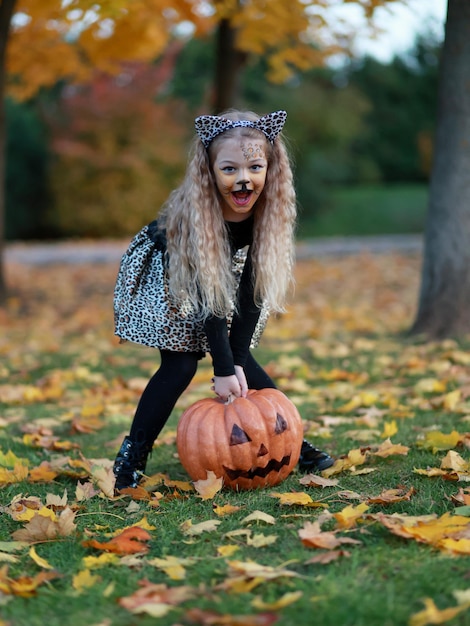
[298, 183, 429, 238]
[1, 253, 470, 626]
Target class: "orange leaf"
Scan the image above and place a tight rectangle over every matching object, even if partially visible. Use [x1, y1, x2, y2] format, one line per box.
[82, 526, 151, 555]
[0, 565, 59, 597]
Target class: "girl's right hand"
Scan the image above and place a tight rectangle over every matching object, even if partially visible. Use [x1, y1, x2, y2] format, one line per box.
[212, 375, 242, 402]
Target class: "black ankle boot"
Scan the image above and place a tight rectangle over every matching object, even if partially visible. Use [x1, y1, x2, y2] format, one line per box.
[113, 436, 152, 492]
[298, 439, 334, 472]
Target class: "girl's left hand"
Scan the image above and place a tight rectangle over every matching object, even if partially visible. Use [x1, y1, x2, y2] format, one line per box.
[234, 365, 248, 397]
[211, 369, 247, 401]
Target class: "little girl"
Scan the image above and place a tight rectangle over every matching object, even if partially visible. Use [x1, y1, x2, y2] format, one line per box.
[113, 109, 333, 491]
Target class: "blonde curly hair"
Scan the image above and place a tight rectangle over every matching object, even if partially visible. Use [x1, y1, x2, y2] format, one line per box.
[158, 109, 297, 319]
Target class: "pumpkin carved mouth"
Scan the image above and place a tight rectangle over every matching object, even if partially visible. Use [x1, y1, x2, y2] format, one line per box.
[223, 454, 292, 480]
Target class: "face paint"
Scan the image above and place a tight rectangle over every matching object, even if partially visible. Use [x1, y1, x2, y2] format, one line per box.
[212, 137, 268, 222]
[241, 142, 266, 161]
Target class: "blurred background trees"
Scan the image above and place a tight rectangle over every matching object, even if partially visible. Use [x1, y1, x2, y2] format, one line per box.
[5, 27, 440, 239]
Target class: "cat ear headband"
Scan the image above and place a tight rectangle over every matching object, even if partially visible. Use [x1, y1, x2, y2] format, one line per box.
[195, 110, 287, 148]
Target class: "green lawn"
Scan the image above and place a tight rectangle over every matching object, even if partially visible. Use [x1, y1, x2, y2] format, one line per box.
[298, 183, 429, 238]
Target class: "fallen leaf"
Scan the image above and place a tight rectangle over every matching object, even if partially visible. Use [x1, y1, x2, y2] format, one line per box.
[193, 471, 223, 500]
[12, 507, 77, 542]
[366, 486, 416, 505]
[298, 474, 339, 488]
[333, 502, 369, 529]
[270, 492, 325, 507]
[213, 503, 242, 517]
[72, 569, 102, 593]
[180, 519, 221, 536]
[147, 555, 196, 580]
[409, 597, 470, 626]
[118, 580, 194, 617]
[0, 565, 59, 597]
[241, 511, 276, 525]
[251, 590, 303, 610]
[304, 550, 351, 564]
[82, 526, 151, 555]
[29, 546, 54, 570]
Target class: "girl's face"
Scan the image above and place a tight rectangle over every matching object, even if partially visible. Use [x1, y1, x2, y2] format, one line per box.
[211, 135, 268, 221]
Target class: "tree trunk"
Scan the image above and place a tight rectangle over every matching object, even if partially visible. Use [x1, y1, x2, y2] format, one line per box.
[0, 0, 17, 306]
[213, 17, 247, 113]
[410, 0, 470, 338]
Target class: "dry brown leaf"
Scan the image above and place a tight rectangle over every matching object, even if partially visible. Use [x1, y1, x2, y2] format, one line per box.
[119, 580, 195, 617]
[12, 507, 77, 542]
[304, 549, 351, 564]
[366, 486, 416, 505]
[299, 474, 339, 488]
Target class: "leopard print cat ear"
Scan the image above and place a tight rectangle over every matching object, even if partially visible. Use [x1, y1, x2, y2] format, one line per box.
[195, 110, 287, 148]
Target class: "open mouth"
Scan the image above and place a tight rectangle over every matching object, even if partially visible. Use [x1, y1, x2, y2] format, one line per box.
[231, 190, 253, 206]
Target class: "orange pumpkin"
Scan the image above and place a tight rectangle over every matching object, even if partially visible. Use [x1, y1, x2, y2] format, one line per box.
[176, 388, 303, 490]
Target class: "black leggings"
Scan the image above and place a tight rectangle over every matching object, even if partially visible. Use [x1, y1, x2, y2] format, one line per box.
[129, 350, 276, 443]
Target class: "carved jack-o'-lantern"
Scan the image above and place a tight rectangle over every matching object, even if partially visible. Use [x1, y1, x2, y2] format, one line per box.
[176, 388, 303, 490]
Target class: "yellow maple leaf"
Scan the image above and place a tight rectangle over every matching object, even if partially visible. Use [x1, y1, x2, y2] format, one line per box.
[0, 565, 59, 597]
[14, 506, 57, 523]
[251, 590, 303, 610]
[409, 597, 470, 626]
[438, 538, 470, 556]
[442, 389, 462, 411]
[270, 492, 324, 507]
[213, 503, 242, 516]
[417, 430, 461, 453]
[339, 391, 380, 413]
[0, 450, 29, 467]
[333, 503, 369, 529]
[82, 553, 119, 569]
[217, 545, 239, 557]
[381, 420, 398, 439]
[28, 462, 59, 482]
[413, 467, 456, 479]
[147, 555, 196, 580]
[72, 569, 102, 593]
[403, 513, 470, 546]
[246, 533, 278, 548]
[414, 378, 447, 394]
[0, 463, 29, 485]
[441, 450, 470, 472]
[29, 546, 53, 570]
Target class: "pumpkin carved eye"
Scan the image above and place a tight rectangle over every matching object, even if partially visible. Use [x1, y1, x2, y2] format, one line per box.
[275, 413, 288, 434]
[230, 423, 252, 446]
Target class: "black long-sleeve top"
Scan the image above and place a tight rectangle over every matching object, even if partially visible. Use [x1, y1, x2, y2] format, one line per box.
[203, 216, 262, 377]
